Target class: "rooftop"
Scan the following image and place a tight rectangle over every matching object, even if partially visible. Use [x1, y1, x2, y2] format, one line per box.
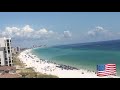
[0, 66, 16, 71]
[0, 37, 11, 40]
[0, 73, 21, 78]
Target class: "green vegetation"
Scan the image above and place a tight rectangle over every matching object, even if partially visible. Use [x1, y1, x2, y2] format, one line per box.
[13, 53, 58, 78]
[13, 54, 25, 68]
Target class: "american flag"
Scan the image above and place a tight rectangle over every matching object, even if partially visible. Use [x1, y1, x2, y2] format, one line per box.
[97, 64, 116, 76]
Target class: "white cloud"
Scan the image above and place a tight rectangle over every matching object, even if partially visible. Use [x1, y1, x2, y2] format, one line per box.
[1, 27, 20, 38]
[87, 26, 120, 41]
[1, 31, 7, 36]
[37, 28, 48, 34]
[0, 25, 55, 39]
[0, 25, 74, 48]
[6, 27, 20, 33]
[87, 26, 108, 36]
[20, 25, 34, 38]
[16, 32, 20, 36]
[87, 31, 96, 36]
[22, 25, 33, 33]
[0, 25, 72, 41]
[96, 26, 104, 30]
[63, 31, 72, 38]
[49, 30, 54, 34]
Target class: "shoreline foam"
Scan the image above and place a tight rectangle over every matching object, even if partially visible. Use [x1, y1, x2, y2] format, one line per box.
[18, 49, 120, 78]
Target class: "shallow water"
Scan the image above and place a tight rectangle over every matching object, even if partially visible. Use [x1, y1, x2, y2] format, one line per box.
[32, 40, 120, 76]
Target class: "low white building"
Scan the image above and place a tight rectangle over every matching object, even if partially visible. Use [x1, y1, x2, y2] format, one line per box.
[11, 47, 16, 55]
[0, 37, 13, 66]
[11, 47, 21, 55]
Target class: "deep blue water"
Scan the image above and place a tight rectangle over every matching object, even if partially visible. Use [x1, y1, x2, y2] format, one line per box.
[32, 39, 120, 76]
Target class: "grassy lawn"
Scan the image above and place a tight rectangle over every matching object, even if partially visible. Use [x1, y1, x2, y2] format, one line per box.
[13, 53, 58, 78]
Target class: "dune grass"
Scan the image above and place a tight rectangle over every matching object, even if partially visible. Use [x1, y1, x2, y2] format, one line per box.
[13, 53, 58, 78]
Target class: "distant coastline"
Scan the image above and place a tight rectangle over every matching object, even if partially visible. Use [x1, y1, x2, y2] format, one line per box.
[26, 39, 120, 77]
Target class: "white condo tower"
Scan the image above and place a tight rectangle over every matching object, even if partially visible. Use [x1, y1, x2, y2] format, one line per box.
[0, 37, 13, 66]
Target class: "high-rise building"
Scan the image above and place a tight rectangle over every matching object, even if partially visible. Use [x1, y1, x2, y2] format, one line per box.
[0, 37, 13, 66]
[16, 47, 20, 53]
[11, 47, 21, 55]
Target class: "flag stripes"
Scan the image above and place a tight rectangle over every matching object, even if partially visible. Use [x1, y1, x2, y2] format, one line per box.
[97, 64, 116, 76]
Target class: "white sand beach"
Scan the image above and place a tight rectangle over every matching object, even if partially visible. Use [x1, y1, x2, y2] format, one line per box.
[18, 49, 120, 78]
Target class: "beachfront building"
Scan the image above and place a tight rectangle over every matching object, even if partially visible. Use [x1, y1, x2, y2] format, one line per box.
[11, 47, 16, 55]
[16, 47, 21, 54]
[0, 37, 13, 66]
[12, 47, 21, 55]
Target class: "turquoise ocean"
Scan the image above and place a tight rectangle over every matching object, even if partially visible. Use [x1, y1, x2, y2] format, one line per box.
[31, 39, 120, 76]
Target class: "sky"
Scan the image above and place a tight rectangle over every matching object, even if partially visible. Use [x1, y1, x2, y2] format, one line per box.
[0, 12, 120, 48]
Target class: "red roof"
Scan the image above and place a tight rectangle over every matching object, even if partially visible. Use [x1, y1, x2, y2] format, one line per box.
[0, 73, 21, 78]
[0, 66, 16, 71]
